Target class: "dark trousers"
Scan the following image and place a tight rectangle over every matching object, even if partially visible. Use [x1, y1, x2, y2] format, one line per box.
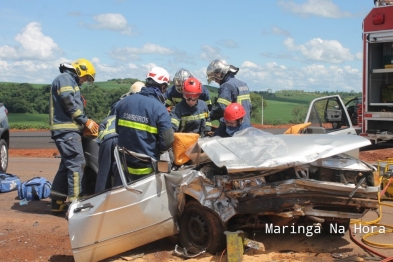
[95, 137, 117, 193]
[50, 132, 85, 202]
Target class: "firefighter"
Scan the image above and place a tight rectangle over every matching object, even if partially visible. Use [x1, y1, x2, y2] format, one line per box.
[214, 103, 251, 137]
[114, 66, 174, 182]
[164, 68, 212, 111]
[49, 58, 99, 212]
[170, 77, 212, 136]
[94, 81, 145, 193]
[206, 59, 252, 125]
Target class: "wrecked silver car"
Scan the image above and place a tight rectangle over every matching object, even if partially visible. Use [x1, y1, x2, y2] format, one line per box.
[68, 128, 379, 262]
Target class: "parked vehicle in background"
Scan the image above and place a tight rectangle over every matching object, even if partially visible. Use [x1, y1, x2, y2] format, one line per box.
[359, 2, 393, 144]
[0, 103, 9, 172]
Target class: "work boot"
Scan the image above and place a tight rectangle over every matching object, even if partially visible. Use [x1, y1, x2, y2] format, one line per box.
[51, 199, 69, 212]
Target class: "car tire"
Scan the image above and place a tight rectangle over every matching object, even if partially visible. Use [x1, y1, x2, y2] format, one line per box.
[0, 139, 8, 172]
[179, 199, 226, 255]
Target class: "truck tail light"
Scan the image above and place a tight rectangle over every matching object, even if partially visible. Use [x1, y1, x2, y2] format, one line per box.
[373, 13, 385, 25]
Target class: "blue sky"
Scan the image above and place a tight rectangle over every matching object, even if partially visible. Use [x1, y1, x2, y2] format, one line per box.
[0, 0, 376, 92]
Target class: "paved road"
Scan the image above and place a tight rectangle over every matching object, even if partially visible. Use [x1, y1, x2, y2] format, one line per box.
[10, 129, 392, 151]
[8, 129, 284, 149]
[10, 131, 56, 149]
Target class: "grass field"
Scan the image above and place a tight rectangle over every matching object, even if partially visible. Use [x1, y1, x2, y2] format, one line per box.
[262, 100, 306, 124]
[8, 113, 49, 129]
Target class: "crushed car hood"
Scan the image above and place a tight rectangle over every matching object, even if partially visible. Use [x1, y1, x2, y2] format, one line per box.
[198, 128, 371, 173]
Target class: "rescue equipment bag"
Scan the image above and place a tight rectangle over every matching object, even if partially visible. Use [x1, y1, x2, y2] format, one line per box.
[0, 173, 21, 193]
[18, 177, 52, 201]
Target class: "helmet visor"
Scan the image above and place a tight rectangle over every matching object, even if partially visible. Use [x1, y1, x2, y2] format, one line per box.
[174, 78, 183, 92]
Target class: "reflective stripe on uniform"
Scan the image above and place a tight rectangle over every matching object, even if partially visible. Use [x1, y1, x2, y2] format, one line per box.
[217, 97, 231, 106]
[206, 122, 212, 126]
[72, 172, 80, 198]
[173, 97, 182, 104]
[236, 94, 251, 103]
[205, 99, 212, 105]
[118, 119, 158, 134]
[165, 99, 174, 106]
[57, 85, 80, 95]
[72, 109, 82, 118]
[181, 113, 206, 122]
[128, 166, 153, 175]
[50, 122, 81, 130]
[97, 116, 116, 140]
[171, 118, 180, 127]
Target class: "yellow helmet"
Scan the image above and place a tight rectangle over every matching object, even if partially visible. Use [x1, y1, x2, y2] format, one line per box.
[129, 81, 145, 93]
[71, 58, 96, 81]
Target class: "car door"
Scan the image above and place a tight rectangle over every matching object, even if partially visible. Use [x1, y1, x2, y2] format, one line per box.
[305, 95, 357, 135]
[68, 150, 178, 262]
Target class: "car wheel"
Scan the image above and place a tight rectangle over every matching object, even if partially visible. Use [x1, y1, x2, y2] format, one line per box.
[0, 139, 8, 172]
[179, 200, 226, 254]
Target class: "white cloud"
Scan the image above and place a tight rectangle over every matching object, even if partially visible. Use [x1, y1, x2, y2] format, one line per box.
[283, 37, 354, 63]
[216, 39, 239, 49]
[278, 0, 352, 18]
[91, 13, 132, 35]
[109, 43, 174, 61]
[199, 45, 227, 61]
[263, 26, 291, 37]
[234, 60, 361, 92]
[0, 22, 61, 61]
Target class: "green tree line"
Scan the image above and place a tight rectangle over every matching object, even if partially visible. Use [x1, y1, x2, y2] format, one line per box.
[0, 82, 360, 125]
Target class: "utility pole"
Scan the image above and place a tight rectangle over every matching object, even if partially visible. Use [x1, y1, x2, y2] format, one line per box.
[261, 96, 264, 125]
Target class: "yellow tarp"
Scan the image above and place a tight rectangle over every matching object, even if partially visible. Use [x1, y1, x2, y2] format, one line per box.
[284, 122, 311, 134]
[172, 133, 199, 165]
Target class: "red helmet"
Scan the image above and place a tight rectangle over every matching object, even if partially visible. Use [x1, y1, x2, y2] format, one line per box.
[183, 77, 202, 98]
[224, 103, 246, 121]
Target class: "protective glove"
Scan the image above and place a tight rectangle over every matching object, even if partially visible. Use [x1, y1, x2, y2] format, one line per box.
[84, 119, 99, 134]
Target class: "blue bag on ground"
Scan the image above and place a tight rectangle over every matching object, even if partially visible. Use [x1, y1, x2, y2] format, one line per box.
[18, 177, 52, 201]
[0, 173, 21, 192]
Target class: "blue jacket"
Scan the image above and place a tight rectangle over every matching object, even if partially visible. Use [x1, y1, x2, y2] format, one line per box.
[49, 71, 88, 137]
[170, 99, 211, 135]
[114, 87, 174, 162]
[210, 73, 252, 125]
[164, 85, 212, 109]
[213, 118, 252, 138]
[96, 115, 117, 146]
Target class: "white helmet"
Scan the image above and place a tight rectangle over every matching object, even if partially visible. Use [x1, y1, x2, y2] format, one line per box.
[173, 69, 194, 93]
[129, 81, 145, 94]
[146, 66, 170, 85]
[206, 59, 239, 84]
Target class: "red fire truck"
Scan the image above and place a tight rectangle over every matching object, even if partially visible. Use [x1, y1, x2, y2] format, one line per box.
[360, 1, 393, 144]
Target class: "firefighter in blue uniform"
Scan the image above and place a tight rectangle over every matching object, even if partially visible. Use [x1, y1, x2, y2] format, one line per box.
[164, 69, 212, 111]
[170, 77, 212, 136]
[94, 81, 145, 193]
[206, 59, 252, 125]
[214, 103, 251, 137]
[114, 67, 174, 182]
[49, 58, 99, 212]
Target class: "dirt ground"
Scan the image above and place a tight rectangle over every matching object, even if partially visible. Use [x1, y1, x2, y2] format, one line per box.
[2, 128, 393, 262]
